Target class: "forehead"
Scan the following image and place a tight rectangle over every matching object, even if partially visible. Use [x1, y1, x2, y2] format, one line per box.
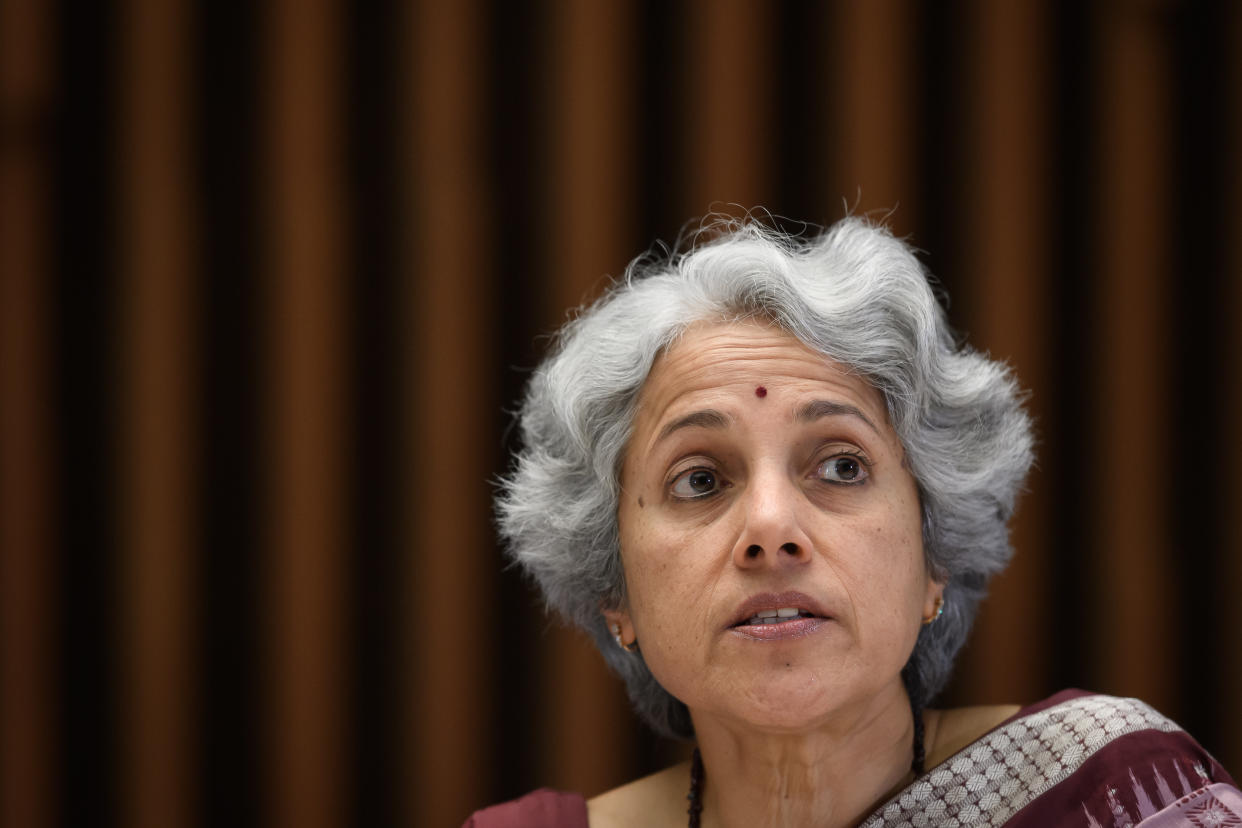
[632, 319, 892, 436]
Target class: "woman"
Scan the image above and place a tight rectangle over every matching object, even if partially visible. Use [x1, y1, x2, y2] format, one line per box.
[467, 218, 1238, 826]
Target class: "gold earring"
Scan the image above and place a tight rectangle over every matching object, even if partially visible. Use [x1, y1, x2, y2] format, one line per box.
[611, 623, 638, 653]
[922, 596, 945, 626]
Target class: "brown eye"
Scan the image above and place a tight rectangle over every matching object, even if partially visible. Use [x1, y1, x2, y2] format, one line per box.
[671, 468, 721, 498]
[816, 455, 868, 484]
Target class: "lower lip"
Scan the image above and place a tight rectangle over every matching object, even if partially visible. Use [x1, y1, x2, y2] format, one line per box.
[729, 617, 830, 640]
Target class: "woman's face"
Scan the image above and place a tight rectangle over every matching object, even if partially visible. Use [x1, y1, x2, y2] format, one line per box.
[609, 319, 941, 733]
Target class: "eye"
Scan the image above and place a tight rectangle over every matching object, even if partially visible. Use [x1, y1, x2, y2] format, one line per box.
[815, 454, 869, 484]
[670, 467, 723, 499]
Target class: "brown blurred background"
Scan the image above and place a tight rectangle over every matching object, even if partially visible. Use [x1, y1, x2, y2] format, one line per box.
[2, 1, 1241, 826]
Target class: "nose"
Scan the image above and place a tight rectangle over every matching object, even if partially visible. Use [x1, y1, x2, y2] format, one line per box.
[731, 470, 813, 570]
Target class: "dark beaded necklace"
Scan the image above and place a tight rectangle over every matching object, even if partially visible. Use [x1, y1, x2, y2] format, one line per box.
[684, 700, 926, 827]
[687, 748, 704, 828]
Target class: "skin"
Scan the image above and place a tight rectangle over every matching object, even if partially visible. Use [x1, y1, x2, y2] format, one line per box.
[592, 319, 1017, 827]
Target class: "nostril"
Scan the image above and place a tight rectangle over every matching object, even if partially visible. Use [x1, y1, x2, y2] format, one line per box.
[745, 545, 762, 559]
[780, 542, 799, 556]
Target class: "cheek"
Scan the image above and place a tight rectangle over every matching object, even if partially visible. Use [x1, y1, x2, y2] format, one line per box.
[619, 521, 716, 652]
[845, 523, 927, 671]
[879, 486, 925, 570]
[624, 558, 674, 624]
[618, 518, 675, 620]
[624, 541, 691, 623]
[852, 507, 928, 617]
[857, 502, 922, 568]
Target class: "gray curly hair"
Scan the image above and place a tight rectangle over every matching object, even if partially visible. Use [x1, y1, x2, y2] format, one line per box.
[497, 216, 1034, 740]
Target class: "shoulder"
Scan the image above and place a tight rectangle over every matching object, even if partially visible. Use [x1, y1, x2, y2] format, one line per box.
[587, 761, 692, 828]
[462, 788, 588, 828]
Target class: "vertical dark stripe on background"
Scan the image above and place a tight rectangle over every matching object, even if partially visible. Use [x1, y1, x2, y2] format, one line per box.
[1169, 0, 1232, 766]
[1045, 0, 1094, 695]
[345, 3, 400, 827]
[411, 1, 496, 823]
[951, 0, 1052, 707]
[197, 0, 262, 822]
[831, 0, 920, 240]
[914, 0, 967, 306]
[484, 0, 544, 805]
[117, 0, 198, 826]
[484, 0, 563, 804]
[0, 1, 54, 826]
[263, 0, 349, 826]
[1172, 0, 1232, 764]
[1090, 3, 1177, 710]
[53, 2, 120, 826]
[774, 1, 831, 224]
[636, 0, 686, 246]
[684, 0, 773, 216]
[1228, 2, 1242, 778]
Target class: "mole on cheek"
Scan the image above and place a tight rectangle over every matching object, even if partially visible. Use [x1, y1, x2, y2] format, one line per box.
[637, 495, 645, 509]
[755, 385, 767, 398]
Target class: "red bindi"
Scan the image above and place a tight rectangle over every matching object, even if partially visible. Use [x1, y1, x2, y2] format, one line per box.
[755, 385, 767, 398]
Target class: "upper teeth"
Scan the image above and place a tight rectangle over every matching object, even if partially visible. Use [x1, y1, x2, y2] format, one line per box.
[746, 607, 804, 625]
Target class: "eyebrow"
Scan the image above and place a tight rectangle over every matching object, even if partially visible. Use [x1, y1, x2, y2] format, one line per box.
[795, 399, 880, 434]
[653, 399, 879, 446]
[654, 409, 732, 445]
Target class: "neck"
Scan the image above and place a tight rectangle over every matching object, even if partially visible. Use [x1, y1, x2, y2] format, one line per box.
[691, 682, 917, 828]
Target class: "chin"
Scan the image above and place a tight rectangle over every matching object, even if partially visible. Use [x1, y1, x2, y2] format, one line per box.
[717, 669, 844, 732]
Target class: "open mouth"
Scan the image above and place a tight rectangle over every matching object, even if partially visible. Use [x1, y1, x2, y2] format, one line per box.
[733, 607, 821, 627]
[726, 591, 832, 639]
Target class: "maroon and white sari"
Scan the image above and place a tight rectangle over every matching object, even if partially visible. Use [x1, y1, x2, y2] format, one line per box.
[862, 690, 1240, 827]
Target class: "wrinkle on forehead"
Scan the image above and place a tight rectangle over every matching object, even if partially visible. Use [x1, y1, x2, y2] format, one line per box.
[633, 319, 893, 445]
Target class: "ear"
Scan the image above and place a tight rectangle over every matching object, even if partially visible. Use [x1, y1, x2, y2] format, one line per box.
[601, 605, 635, 649]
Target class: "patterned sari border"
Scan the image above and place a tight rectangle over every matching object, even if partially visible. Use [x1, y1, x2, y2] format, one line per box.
[860, 695, 1181, 827]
